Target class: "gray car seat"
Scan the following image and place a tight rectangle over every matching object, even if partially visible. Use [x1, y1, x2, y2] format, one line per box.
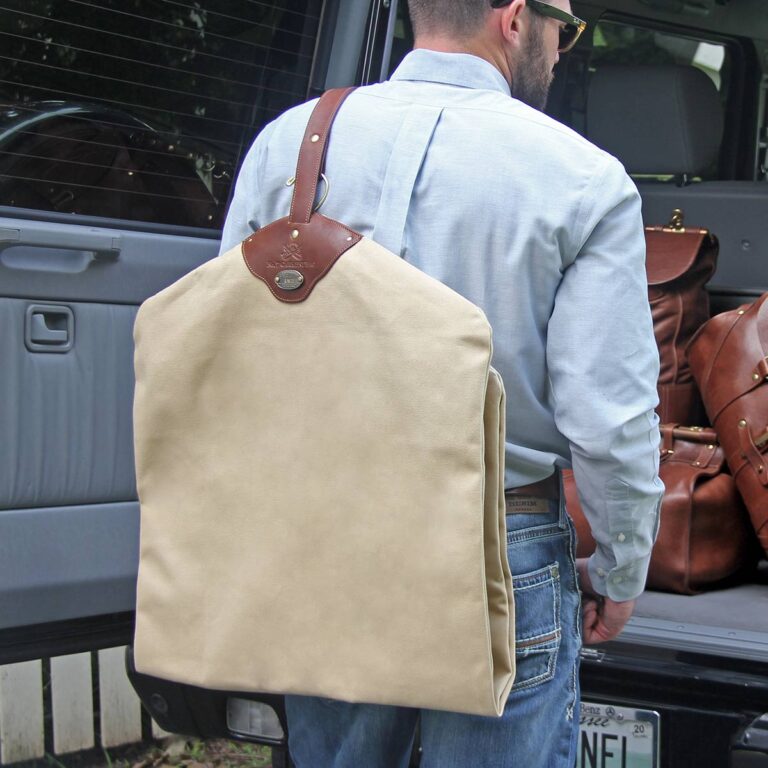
[586, 63, 768, 292]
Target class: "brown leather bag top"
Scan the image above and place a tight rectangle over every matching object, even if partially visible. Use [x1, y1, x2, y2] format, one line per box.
[242, 87, 362, 303]
[565, 425, 758, 594]
[645, 218, 718, 426]
[688, 292, 768, 555]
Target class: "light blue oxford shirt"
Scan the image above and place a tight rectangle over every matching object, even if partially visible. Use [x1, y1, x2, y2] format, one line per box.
[220, 49, 664, 601]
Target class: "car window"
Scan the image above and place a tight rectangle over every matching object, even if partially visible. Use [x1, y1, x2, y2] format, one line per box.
[0, 0, 324, 229]
[592, 21, 730, 94]
[590, 20, 732, 180]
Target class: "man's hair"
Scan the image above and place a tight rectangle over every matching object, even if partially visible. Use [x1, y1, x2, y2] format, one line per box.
[406, 0, 492, 39]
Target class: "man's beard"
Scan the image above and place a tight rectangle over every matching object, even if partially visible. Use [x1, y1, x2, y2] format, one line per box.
[511, 22, 554, 111]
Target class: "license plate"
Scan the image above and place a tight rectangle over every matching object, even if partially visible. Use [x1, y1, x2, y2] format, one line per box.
[577, 702, 660, 768]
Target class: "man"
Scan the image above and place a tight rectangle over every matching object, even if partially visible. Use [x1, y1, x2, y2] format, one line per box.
[219, 0, 663, 765]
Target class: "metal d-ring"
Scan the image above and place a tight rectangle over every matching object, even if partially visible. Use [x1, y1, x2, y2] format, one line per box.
[286, 173, 330, 213]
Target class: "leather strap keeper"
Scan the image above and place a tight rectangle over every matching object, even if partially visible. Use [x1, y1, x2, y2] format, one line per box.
[506, 472, 560, 501]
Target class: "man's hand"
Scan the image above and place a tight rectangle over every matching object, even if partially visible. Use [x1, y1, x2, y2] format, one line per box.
[576, 558, 635, 644]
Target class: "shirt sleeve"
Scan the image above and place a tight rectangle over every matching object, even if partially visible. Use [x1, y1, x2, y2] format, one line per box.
[218, 120, 277, 256]
[546, 155, 664, 602]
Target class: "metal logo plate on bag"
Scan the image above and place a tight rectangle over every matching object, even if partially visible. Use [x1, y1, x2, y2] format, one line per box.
[275, 270, 305, 291]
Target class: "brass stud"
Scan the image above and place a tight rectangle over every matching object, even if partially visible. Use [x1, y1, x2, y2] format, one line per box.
[739, 419, 747, 428]
[291, 229, 300, 240]
[346, 236, 353, 242]
[754, 373, 760, 381]
[694, 461, 701, 467]
[738, 310, 746, 315]
[707, 444, 714, 450]
[310, 134, 320, 143]
[285, 176, 295, 186]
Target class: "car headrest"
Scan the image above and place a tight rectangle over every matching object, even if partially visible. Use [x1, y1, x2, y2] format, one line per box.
[586, 64, 724, 176]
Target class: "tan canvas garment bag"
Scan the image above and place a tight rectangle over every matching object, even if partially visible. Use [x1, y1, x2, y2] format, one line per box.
[132, 88, 515, 717]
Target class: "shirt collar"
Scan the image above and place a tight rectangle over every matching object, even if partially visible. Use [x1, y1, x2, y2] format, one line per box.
[389, 49, 511, 97]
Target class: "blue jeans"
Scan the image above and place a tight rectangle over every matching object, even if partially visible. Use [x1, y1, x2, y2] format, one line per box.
[286, 494, 582, 768]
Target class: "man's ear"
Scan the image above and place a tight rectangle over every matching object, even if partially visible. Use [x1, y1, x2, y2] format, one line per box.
[496, 0, 527, 45]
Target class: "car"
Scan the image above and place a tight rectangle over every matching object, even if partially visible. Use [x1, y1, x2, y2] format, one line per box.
[2, 1, 767, 767]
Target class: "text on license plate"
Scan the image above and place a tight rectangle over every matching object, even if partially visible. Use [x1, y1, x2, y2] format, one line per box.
[577, 702, 660, 768]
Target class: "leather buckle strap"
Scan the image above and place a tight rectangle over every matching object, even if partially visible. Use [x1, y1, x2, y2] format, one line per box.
[289, 87, 356, 225]
[506, 472, 560, 501]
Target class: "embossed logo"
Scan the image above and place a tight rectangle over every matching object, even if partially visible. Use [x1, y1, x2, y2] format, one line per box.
[266, 240, 315, 271]
[281, 243, 303, 262]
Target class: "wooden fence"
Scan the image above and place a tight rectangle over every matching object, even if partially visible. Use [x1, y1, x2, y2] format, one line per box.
[0, 647, 164, 765]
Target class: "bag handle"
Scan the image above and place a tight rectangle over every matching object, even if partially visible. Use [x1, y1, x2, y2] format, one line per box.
[289, 87, 357, 225]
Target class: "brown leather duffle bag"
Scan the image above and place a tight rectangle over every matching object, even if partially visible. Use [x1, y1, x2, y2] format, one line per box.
[645, 214, 718, 425]
[565, 426, 758, 594]
[688, 292, 768, 555]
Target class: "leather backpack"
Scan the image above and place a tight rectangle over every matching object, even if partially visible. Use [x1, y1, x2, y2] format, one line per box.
[645, 212, 718, 426]
[688, 292, 768, 555]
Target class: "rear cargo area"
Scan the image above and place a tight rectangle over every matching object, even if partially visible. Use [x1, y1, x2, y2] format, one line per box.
[618, 562, 768, 660]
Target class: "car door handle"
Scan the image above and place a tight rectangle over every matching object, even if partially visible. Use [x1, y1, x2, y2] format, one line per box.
[25, 305, 74, 353]
[30, 312, 69, 344]
[0, 226, 121, 260]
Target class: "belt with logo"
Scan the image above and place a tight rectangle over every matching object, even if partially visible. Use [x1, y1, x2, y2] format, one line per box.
[505, 472, 560, 501]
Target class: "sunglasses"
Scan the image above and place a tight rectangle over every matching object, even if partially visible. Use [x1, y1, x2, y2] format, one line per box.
[490, 0, 587, 53]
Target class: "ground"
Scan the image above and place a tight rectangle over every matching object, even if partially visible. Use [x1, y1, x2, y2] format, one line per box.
[15, 738, 273, 768]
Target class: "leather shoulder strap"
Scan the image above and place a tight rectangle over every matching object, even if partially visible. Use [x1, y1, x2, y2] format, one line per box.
[289, 87, 357, 225]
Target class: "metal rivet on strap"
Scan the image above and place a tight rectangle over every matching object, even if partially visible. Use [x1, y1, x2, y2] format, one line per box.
[291, 229, 300, 240]
[346, 236, 353, 242]
[754, 373, 760, 381]
[285, 176, 295, 186]
[760, 466, 765, 474]
[310, 134, 320, 143]
[693, 461, 701, 467]
[707, 444, 714, 450]
[738, 309, 746, 315]
[739, 419, 748, 428]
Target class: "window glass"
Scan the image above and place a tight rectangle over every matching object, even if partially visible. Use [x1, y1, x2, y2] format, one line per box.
[0, 0, 324, 228]
[591, 21, 731, 179]
[592, 21, 730, 95]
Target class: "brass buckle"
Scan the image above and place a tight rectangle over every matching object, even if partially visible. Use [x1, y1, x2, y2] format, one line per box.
[664, 208, 686, 234]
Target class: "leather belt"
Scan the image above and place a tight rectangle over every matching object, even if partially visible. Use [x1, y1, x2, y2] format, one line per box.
[505, 472, 560, 501]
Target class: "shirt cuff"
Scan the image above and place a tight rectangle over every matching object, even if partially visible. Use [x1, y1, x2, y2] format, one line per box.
[587, 550, 652, 602]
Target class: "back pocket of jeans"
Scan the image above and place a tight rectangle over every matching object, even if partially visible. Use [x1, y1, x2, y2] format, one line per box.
[511, 562, 561, 691]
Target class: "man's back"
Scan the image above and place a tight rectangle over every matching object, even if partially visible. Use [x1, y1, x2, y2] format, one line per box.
[222, 51, 661, 606]
[220, 2, 663, 760]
